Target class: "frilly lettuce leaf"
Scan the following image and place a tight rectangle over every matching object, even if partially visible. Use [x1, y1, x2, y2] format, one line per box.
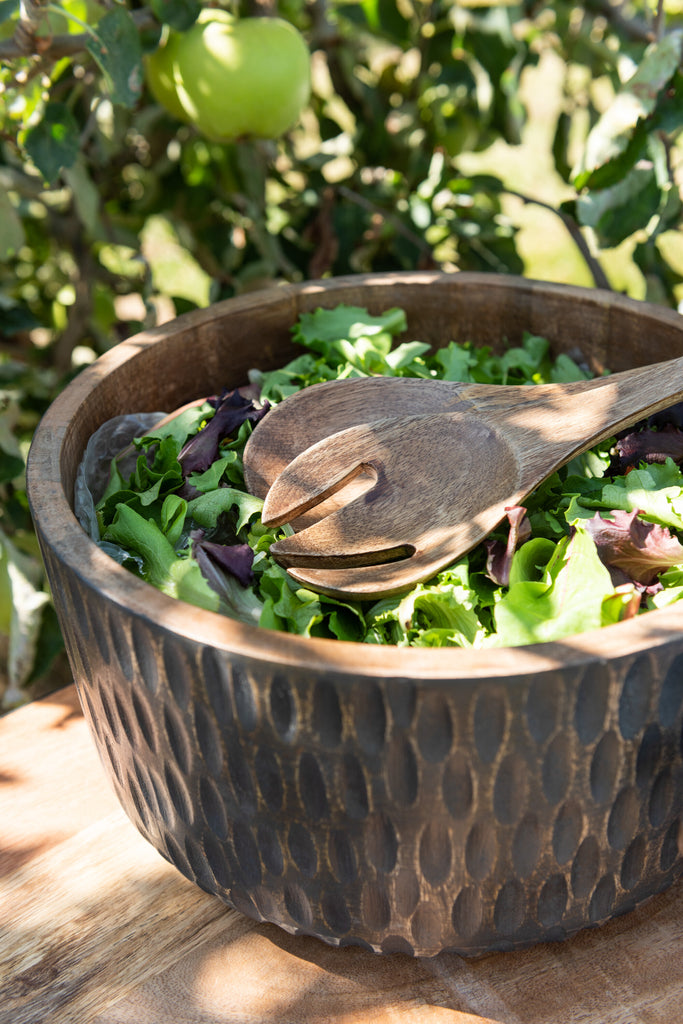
[103, 503, 220, 613]
[490, 528, 636, 647]
[192, 531, 254, 589]
[485, 506, 531, 586]
[567, 459, 683, 531]
[583, 509, 683, 585]
[178, 388, 268, 475]
[612, 425, 683, 474]
[187, 488, 263, 533]
[364, 561, 485, 647]
[134, 402, 212, 450]
[292, 305, 407, 351]
[257, 561, 366, 641]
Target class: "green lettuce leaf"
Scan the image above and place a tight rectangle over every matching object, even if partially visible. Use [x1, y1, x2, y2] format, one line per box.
[135, 402, 213, 449]
[103, 503, 219, 612]
[364, 561, 485, 647]
[187, 488, 264, 533]
[257, 561, 366, 640]
[292, 305, 407, 351]
[568, 459, 683, 531]
[491, 528, 634, 647]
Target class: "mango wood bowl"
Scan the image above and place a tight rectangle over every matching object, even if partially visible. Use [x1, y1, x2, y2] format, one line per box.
[27, 272, 683, 956]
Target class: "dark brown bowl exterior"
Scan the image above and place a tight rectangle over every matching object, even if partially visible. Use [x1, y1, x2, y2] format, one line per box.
[27, 273, 683, 956]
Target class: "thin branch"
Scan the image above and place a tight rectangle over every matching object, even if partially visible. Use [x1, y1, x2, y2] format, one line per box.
[0, 7, 155, 62]
[653, 0, 666, 40]
[335, 184, 437, 261]
[583, 0, 655, 44]
[0, 30, 87, 60]
[506, 189, 612, 291]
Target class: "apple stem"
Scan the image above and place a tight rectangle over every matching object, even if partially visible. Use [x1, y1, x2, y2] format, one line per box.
[246, 0, 277, 15]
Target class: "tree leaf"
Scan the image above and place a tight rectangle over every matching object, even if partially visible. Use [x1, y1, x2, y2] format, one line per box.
[0, 300, 40, 336]
[63, 158, 103, 237]
[0, 0, 18, 24]
[23, 102, 80, 184]
[0, 449, 24, 484]
[573, 121, 648, 192]
[0, 527, 50, 695]
[86, 7, 144, 108]
[573, 30, 683, 190]
[150, 0, 201, 32]
[140, 214, 213, 306]
[360, 0, 410, 41]
[577, 165, 661, 247]
[552, 110, 572, 184]
[652, 69, 683, 136]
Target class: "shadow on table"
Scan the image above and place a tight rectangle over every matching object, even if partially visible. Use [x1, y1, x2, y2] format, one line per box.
[89, 874, 683, 1024]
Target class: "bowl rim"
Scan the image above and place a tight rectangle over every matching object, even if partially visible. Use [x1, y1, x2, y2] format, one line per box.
[27, 270, 683, 682]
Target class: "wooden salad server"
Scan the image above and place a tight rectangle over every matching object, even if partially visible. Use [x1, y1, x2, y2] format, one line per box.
[242, 363, 683, 599]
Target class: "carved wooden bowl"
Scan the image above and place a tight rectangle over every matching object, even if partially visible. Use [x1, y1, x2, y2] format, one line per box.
[27, 273, 683, 956]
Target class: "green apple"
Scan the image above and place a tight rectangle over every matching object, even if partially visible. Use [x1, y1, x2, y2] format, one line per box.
[169, 15, 311, 142]
[145, 30, 190, 123]
[146, 9, 237, 123]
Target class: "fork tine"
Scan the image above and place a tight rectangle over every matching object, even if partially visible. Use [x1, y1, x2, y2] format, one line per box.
[263, 419, 418, 566]
[261, 422, 384, 528]
[270, 523, 414, 569]
[267, 480, 414, 566]
[264, 412, 475, 567]
[282, 560, 424, 599]
[263, 410, 521, 595]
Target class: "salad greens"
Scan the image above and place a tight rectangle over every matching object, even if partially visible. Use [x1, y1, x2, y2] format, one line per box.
[92, 305, 683, 648]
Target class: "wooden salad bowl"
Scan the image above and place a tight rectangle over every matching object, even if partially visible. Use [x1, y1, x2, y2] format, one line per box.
[27, 272, 683, 956]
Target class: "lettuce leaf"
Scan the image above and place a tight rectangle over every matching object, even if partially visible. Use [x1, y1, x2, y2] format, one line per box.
[103, 503, 220, 613]
[583, 509, 683, 585]
[364, 561, 485, 647]
[178, 388, 268, 475]
[568, 460, 683, 531]
[187, 488, 263, 533]
[491, 528, 635, 646]
[257, 561, 366, 641]
[292, 305, 407, 352]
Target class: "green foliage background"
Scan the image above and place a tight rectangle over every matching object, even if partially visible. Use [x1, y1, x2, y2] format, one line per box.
[1, 0, 682, 707]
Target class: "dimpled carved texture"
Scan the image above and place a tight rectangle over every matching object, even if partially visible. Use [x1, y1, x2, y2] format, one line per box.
[43, 547, 683, 957]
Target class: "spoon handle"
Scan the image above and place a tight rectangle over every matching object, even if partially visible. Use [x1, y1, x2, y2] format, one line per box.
[456, 354, 683, 493]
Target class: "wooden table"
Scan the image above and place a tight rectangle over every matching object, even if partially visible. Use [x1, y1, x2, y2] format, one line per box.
[1, 683, 681, 1024]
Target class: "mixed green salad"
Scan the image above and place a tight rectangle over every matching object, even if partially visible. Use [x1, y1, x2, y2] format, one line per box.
[86, 304, 683, 648]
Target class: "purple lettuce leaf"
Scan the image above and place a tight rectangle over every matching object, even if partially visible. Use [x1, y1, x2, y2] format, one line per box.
[191, 529, 255, 591]
[485, 506, 531, 586]
[611, 424, 683, 475]
[178, 388, 269, 476]
[583, 509, 683, 586]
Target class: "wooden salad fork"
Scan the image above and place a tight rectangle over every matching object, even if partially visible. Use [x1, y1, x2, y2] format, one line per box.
[242, 363, 683, 599]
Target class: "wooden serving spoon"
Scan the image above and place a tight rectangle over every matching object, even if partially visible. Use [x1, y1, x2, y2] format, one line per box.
[242, 364, 683, 599]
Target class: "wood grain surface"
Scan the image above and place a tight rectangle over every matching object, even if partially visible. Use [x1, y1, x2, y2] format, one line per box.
[1, 684, 682, 1024]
